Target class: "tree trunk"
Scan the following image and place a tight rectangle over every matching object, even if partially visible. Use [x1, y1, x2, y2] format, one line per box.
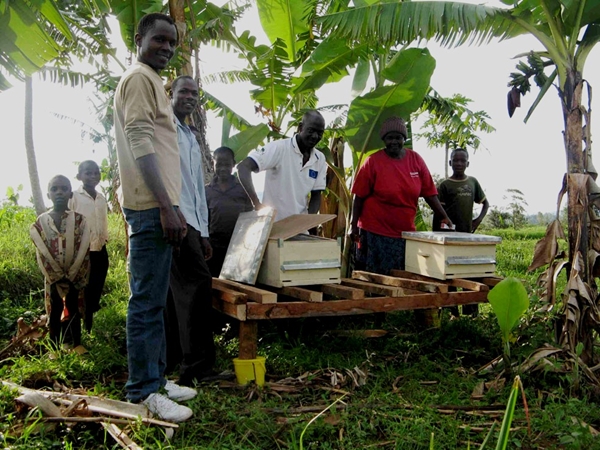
[561, 68, 596, 364]
[564, 70, 587, 265]
[169, 0, 192, 75]
[24, 76, 46, 216]
[320, 136, 347, 239]
[444, 142, 449, 179]
[169, 0, 214, 183]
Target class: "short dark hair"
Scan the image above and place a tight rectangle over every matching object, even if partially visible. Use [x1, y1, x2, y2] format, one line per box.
[301, 110, 324, 124]
[136, 13, 175, 38]
[450, 148, 469, 159]
[48, 175, 71, 191]
[171, 75, 195, 93]
[214, 146, 235, 163]
[78, 160, 99, 173]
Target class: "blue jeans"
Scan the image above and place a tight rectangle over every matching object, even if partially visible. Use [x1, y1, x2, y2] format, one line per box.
[123, 208, 172, 402]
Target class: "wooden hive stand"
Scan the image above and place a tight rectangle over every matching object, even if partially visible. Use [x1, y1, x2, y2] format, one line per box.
[212, 271, 501, 361]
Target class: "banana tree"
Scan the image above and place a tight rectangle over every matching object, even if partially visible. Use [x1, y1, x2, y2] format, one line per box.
[201, 0, 438, 274]
[0, 0, 74, 91]
[2, 0, 117, 213]
[319, 0, 600, 364]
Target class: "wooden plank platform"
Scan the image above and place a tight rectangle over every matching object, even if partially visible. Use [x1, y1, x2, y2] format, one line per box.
[353, 270, 448, 293]
[212, 271, 499, 360]
[245, 291, 485, 320]
[320, 283, 365, 300]
[213, 278, 277, 304]
[213, 271, 495, 321]
[277, 286, 323, 302]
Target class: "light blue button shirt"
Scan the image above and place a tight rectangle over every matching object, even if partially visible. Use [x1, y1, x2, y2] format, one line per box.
[175, 117, 209, 237]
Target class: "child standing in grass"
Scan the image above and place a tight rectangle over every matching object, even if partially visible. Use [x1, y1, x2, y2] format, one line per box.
[434, 148, 489, 316]
[30, 175, 90, 349]
[434, 148, 489, 234]
[69, 160, 109, 331]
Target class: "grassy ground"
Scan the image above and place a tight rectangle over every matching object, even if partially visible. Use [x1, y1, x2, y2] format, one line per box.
[0, 209, 598, 449]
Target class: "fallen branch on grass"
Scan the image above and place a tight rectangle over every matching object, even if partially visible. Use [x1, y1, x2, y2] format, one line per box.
[41, 416, 149, 426]
[3, 381, 176, 427]
[262, 402, 509, 416]
[101, 422, 145, 450]
[264, 404, 348, 414]
[3, 378, 178, 449]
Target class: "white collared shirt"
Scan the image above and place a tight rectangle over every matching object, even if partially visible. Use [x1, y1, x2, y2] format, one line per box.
[248, 135, 327, 221]
[69, 186, 109, 251]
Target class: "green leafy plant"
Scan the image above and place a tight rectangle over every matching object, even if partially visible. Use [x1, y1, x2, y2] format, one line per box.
[487, 277, 530, 373]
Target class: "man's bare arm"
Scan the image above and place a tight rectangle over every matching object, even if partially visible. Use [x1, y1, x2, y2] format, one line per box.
[424, 195, 454, 229]
[473, 198, 490, 232]
[308, 190, 322, 214]
[237, 157, 263, 209]
[350, 195, 365, 241]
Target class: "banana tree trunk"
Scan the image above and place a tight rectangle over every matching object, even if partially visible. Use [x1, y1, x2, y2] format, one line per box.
[24, 76, 46, 216]
[168, 0, 214, 182]
[169, 0, 192, 75]
[321, 137, 347, 238]
[561, 67, 595, 364]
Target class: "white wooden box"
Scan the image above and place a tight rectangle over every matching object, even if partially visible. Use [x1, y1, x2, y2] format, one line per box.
[402, 231, 501, 280]
[256, 214, 341, 288]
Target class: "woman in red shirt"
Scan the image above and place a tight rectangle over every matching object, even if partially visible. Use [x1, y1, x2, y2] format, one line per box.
[350, 116, 452, 275]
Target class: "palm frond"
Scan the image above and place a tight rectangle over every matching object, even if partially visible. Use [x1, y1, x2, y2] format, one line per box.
[318, 1, 525, 48]
[202, 70, 252, 85]
[38, 66, 95, 88]
[249, 38, 295, 113]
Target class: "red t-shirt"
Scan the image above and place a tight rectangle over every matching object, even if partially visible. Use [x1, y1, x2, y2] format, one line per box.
[351, 149, 437, 237]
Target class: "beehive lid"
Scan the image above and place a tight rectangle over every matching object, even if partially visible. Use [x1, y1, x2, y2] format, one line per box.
[269, 214, 336, 240]
[401, 231, 501, 244]
[220, 208, 276, 284]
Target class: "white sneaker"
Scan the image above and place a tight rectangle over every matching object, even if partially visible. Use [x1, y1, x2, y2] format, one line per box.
[142, 393, 193, 423]
[164, 380, 197, 401]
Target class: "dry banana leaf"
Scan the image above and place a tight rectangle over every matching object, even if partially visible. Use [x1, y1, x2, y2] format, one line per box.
[528, 220, 566, 272]
[518, 346, 563, 373]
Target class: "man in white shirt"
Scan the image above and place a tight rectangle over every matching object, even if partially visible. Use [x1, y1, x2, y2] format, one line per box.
[237, 110, 327, 221]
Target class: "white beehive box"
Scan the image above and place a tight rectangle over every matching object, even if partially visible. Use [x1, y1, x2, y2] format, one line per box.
[402, 231, 502, 280]
[257, 214, 341, 288]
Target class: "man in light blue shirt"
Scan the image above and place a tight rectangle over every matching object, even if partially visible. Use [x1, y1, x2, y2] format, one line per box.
[167, 75, 224, 386]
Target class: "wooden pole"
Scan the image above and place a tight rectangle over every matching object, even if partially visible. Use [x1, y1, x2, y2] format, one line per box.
[238, 321, 258, 359]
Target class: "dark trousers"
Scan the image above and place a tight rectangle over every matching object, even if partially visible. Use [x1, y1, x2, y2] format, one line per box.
[207, 245, 227, 278]
[49, 281, 81, 347]
[206, 244, 239, 335]
[84, 246, 109, 331]
[166, 226, 215, 385]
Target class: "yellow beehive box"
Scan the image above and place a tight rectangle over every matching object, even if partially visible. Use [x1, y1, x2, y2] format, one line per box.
[257, 214, 341, 288]
[402, 231, 501, 280]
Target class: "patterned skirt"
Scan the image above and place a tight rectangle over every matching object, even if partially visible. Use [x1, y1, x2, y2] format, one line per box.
[354, 229, 406, 275]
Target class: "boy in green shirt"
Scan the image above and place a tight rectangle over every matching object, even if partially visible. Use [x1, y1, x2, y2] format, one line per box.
[434, 148, 489, 233]
[434, 148, 489, 316]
